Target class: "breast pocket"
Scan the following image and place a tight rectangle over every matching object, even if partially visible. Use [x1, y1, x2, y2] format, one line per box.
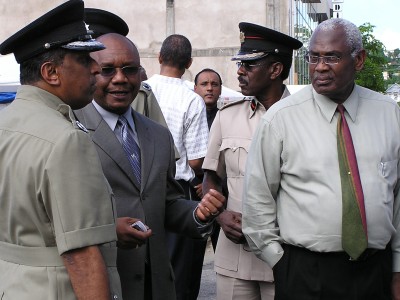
[220, 138, 251, 177]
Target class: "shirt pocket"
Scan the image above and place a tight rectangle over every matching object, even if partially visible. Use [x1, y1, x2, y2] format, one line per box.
[377, 159, 398, 203]
[220, 138, 251, 177]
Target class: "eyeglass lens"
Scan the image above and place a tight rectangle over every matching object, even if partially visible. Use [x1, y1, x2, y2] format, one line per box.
[101, 66, 141, 77]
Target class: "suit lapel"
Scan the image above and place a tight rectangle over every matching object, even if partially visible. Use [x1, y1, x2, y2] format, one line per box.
[133, 111, 154, 191]
[77, 103, 140, 190]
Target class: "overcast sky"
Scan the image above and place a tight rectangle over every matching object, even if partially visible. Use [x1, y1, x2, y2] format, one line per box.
[342, 0, 399, 50]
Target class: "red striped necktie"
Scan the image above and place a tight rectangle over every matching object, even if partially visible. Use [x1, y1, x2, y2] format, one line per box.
[337, 104, 367, 260]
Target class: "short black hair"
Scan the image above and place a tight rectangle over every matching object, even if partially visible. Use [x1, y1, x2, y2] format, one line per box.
[20, 48, 68, 84]
[159, 34, 192, 70]
[194, 68, 222, 85]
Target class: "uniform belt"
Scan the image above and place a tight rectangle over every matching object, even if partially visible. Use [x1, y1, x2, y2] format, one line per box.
[0, 241, 64, 266]
[0, 241, 117, 267]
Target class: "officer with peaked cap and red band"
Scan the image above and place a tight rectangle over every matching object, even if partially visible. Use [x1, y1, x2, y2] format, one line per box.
[202, 22, 302, 300]
[0, 1, 122, 299]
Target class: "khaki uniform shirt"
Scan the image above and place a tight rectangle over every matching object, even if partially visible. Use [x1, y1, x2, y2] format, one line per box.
[202, 87, 290, 281]
[0, 86, 121, 299]
[132, 82, 179, 160]
[132, 82, 168, 128]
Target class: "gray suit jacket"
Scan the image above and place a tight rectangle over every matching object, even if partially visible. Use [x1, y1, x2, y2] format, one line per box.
[74, 103, 202, 300]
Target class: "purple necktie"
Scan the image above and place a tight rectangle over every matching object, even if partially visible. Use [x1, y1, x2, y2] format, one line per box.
[117, 116, 141, 185]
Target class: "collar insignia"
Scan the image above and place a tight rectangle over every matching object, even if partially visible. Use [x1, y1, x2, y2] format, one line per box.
[75, 120, 88, 133]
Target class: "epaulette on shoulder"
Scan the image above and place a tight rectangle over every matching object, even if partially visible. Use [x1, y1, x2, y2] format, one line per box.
[141, 82, 152, 91]
[220, 98, 248, 111]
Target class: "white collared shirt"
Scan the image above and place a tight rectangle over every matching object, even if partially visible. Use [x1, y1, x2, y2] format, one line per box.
[92, 100, 139, 146]
[145, 75, 209, 181]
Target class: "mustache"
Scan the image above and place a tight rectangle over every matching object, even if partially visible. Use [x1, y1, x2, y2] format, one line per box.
[312, 72, 332, 81]
[238, 76, 247, 85]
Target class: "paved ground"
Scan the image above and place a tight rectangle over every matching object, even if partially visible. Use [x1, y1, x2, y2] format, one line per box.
[198, 240, 216, 300]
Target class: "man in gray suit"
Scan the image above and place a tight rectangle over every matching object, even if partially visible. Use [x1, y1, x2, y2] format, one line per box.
[74, 33, 225, 300]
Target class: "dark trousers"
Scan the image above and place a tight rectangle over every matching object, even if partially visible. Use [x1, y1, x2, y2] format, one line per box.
[166, 179, 207, 300]
[273, 243, 392, 300]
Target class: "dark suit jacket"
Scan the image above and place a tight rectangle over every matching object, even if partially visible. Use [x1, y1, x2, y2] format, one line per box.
[75, 103, 202, 300]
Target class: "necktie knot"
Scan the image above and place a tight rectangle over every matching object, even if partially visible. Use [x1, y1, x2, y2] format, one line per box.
[118, 115, 129, 129]
[337, 104, 345, 114]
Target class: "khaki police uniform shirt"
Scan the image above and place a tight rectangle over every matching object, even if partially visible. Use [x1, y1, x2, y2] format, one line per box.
[0, 86, 121, 300]
[132, 82, 179, 160]
[202, 87, 290, 281]
[132, 82, 168, 128]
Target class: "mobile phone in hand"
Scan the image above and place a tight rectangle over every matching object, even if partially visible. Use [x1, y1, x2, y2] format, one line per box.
[131, 221, 148, 232]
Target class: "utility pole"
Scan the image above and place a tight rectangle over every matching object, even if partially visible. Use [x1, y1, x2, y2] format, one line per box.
[166, 0, 175, 36]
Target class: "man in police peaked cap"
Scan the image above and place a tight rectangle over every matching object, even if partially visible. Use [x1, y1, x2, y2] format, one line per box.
[202, 22, 302, 299]
[0, 1, 122, 299]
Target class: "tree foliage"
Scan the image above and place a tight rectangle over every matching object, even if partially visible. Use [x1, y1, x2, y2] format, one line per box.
[356, 23, 387, 92]
[386, 48, 400, 86]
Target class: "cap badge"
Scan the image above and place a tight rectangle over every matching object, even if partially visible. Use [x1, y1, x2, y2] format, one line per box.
[239, 31, 245, 43]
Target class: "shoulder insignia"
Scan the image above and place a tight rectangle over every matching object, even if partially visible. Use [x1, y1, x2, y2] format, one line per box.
[220, 98, 248, 111]
[250, 98, 257, 112]
[141, 82, 152, 91]
[75, 120, 88, 133]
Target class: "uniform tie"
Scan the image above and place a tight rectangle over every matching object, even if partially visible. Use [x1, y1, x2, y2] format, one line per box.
[337, 104, 367, 260]
[117, 115, 141, 185]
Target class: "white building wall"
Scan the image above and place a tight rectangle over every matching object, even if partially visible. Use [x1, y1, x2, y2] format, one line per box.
[0, 0, 330, 90]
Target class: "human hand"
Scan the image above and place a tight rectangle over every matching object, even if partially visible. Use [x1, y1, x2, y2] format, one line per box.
[195, 189, 225, 222]
[194, 183, 203, 198]
[392, 272, 400, 300]
[217, 210, 246, 244]
[116, 217, 152, 249]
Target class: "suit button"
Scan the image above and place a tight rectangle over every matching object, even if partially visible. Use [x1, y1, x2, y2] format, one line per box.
[135, 274, 144, 280]
[113, 295, 118, 299]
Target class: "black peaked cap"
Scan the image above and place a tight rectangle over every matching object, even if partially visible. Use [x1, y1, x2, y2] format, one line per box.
[0, 0, 105, 63]
[232, 22, 303, 61]
[84, 8, 129, 38]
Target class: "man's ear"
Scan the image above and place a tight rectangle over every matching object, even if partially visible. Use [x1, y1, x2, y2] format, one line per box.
[158, 52, 162, 64]
[185, 58, 193, 70]
[354, 49, 366, 71]
[40, 62, 61, 86]
[270, 62, 283, 80]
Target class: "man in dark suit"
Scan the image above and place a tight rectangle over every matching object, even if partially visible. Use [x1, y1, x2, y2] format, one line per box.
[74, 33, 225, 300]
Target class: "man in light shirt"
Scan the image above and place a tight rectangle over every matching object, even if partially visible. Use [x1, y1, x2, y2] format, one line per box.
[243, 18, 400, 300]
[145, 34, 209, 300]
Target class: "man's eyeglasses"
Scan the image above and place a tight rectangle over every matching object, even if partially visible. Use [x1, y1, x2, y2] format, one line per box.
[304, 55, 341, 65]
[236, 61, 270, 71]
[100, 66, 142, 77]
